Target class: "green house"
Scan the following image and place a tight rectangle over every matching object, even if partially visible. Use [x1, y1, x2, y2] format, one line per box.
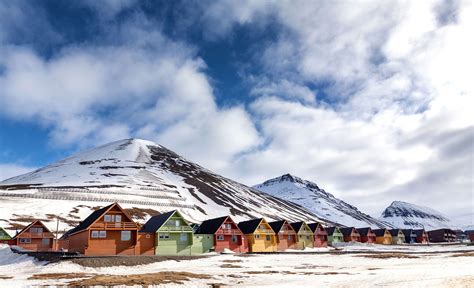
[290, 221, 314, 249]
[326, 226, 344, 245]
[140, 210, 194, 256]
[0, 227, 12, 242]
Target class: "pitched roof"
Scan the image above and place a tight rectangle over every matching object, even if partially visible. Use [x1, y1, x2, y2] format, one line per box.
[307, 223, 320, 233]
[269, 220, 286, 233]
[195, 216, 228, 234]
[326, 226, 340, 236]
[340, 227, 357, 236]
[12, 220, 53, 240]
[290, 221, 304, 233]
[238, 219, 263, 234]
[413, 229, 427, 237]
[0, 227, 12, 239]
[63, 203, 115, 237]
[402, 229, 416, 238]
[389, 229, 403, 236]
[357, 227, 373, 236]
[372, 229, 388, 237]
[140, 210, 177, 233]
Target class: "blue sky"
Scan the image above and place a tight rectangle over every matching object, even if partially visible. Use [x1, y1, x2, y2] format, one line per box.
[0, 0, 472, 218]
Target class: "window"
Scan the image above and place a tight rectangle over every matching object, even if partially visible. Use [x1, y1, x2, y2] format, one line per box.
[104, 215, 112, 222]
[121, 231, 131, 241]
[91, 231, 99, 238]
[288, 235, 293, 241]
[180, 233, 188, 242]
[146, 234, 151, 239]
[30, 227, 43, 234]
[99, 231, 107, 238]
[225, 224, 232, 229]
[115, 215, 122, 222]
[217, 235, 224, 241]
[0, 231, 4, 236]
[20, 238, 31, 243]
[255, 234, 260, 239]
[42, 238, 50, 245]
[266, 235, 271, 241]
[306, 236, 310, 240]
[231, 235, 238, 243]
[175, 220, 181, 227]
[259, 225, 266, 230]
[159, 233, 170, 239]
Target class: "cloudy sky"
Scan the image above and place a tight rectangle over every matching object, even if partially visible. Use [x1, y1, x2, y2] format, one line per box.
[0, 0, 472, 219]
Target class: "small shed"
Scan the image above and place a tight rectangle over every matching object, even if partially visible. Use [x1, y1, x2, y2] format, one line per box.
[340, 227, 361, 242]
[326, 227, 344, 245]
[0, 227, 12, 244]
[308, 222, 328, 247]
[195, 216, 248, 253]
[290, 222, 314, 249]
[140, 210, 195, 255]
[373, 229, 392, 244]
[402, 229, 417, 244]
[389, 229, 406, 244]
[357, 227, 376, 243]
[11, 220, 55, 252]
[238, 218, 277, 252]
[269, 220, 298, 251]
[413, 229, 429, 244]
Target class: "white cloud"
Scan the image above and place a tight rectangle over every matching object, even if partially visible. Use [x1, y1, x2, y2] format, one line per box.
[199, 0, 473, 217]
[0, 164, 36, 181]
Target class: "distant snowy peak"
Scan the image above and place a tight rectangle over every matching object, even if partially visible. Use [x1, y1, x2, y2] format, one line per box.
[380, 201, 457, 230]
[254, 174, 392, 228]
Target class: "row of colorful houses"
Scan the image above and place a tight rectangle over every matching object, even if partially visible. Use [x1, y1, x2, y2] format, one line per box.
[1, 203, 469, 255]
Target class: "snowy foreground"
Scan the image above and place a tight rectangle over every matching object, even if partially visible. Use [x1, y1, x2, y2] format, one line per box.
[1, 244, 473, 287]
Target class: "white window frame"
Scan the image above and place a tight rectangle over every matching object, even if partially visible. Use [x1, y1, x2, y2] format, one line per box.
[42, 238, 50, 245]
[266, 235, 271, 241]
[231, 235, 238, 243]
[255, 234, 260, 239]
[180, 233, 188, 242]
[104, 215, 112, 222]
[115, 215, 122, 223]
[217, 235, 225, 241]
[91, 231, 99, 238]
[31, 227, 43, 234]
[159, 233, 170, 239]
[99, 231, 107, 238]
[20, 238, 31, 243]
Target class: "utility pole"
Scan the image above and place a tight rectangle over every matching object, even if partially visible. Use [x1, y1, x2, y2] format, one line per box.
[55, 216, 60, 251]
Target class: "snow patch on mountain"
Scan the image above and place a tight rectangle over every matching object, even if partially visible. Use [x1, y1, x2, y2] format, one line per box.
[380, 201, 458, 230]
[253, 174, 392, 228]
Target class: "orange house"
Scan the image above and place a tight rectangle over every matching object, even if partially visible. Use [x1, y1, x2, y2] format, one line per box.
[61, 203, 140, 256]
[10, 220, 55, 252]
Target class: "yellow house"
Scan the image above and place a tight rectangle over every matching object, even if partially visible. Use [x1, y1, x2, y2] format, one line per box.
[290, 221, 314, 249]
[373, 228, 393, 244]
[238, 218, 277, 252]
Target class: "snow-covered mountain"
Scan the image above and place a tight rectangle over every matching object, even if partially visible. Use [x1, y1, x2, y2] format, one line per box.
[0, 139, 323, 235]
[380, 201, 458, 230]
[253, 174, 392, 228]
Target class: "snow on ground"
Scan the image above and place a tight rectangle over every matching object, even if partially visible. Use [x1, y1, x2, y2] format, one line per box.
[1, 244, 473, 287]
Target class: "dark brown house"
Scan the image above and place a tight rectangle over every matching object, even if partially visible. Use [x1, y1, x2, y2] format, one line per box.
[428, 228, 456, 243]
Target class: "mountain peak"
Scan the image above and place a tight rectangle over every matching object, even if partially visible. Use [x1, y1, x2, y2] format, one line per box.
[254, 174, 392, 228]
[380, 200, 455, 229]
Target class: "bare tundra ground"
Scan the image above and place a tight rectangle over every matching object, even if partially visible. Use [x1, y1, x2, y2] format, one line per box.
[1, 244, 474, 287]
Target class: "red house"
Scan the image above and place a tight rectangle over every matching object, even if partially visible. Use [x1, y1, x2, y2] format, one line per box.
[357, 227, 376, 243]
[10, 220, 55, 252]
[308, 222, 328, 247]
[195, 216, 249, 253]
[268, 220, 298, 251]
[340, 227, 361, 242]
[413, 229, 429, 244]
